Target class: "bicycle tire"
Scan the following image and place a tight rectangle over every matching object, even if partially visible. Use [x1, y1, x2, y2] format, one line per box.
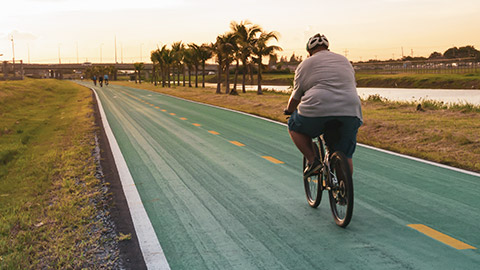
[328, 151, 354, 227]
[303, 140, 324, 208]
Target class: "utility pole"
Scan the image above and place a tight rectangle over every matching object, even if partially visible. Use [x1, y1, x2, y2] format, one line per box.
[140, 43, 143, 62]
[28, 43, 30, 64]
[11, 35, 15, 76]
[76, 42, 79, 64]
[121, 43, 123, 64]
[58, 44, 61, 64]
[401, 47, 404, 58]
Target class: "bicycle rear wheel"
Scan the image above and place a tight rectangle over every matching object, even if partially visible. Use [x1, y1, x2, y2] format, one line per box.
[303, 140, 324, 208]
[328, 151, 354, 227]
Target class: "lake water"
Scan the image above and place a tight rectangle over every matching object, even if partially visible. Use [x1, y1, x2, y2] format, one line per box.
[206, 83, 480, 105]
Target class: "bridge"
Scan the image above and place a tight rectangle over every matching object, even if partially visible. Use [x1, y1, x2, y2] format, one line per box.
[2, 61, 218, 79]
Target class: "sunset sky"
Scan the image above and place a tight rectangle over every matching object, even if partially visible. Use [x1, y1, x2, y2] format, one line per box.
[1, 0, 479, 64]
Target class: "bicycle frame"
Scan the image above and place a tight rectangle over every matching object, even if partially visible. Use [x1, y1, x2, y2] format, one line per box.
[318, 135, 339, 191]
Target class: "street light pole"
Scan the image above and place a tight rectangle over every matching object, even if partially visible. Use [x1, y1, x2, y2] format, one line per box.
[58, 43, 61, 64]
[10, 36, 16, 76]
[115, 36, 117, 64]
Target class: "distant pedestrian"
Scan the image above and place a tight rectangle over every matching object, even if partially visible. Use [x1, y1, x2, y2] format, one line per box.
[99, 75, 103, 87]
[92, 75, 97, 86]
[104, 74, 109, 86]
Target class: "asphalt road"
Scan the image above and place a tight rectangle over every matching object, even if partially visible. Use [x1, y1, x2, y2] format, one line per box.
[82, 82, 480, 269]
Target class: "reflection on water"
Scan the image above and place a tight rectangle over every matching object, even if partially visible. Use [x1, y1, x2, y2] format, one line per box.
[205, 83, 480, 105]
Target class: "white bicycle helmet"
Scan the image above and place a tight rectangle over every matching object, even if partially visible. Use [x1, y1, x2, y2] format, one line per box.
[306, 34, 329, 51]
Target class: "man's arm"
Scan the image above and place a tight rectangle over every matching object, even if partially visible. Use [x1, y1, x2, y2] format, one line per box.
[284, 96, 300, 115]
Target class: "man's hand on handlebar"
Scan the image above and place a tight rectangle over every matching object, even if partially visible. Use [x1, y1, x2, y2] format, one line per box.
[283, 109, 293, 115]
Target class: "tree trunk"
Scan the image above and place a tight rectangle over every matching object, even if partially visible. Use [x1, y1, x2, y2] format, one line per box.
[242, 59, 247, 93]
[188, 67, 192, 87]
[161, 67, 165, 87]
[167, 66, 171, 87]
[233, 60, 239, 93]
[216, 61, 222, 94]
[257, 57, 262, 95]
[249, 62, 254, 85]
[183, 65, 186, 87]
[202, 62, 206, 88]
[225, 59, 230, 94]
[153, 65, 157, 86]
[177, 65, 181, 86]
[195, 64, 199, 88]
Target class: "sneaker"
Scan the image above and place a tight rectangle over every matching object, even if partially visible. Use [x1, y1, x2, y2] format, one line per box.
[304, 158, 322, 179]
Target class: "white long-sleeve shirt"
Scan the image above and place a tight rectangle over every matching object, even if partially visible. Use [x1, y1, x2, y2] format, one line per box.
[290, 50, 363, 122]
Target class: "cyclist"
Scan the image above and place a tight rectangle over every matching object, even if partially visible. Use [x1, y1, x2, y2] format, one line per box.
[284, 33, 363, 178]
[104, 74, 109, 85]
[98, 75, 103, 87]
[92, 75, 97, 86]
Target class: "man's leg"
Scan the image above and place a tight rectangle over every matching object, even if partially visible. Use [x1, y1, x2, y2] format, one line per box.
[288, 130, 315, 164]
[348, 158, 353, 175]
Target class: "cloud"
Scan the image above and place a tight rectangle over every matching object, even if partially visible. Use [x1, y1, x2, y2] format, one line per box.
[9, 30, 38, 41]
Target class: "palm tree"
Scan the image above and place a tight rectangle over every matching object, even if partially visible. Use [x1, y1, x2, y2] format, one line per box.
[189, 43, 201, 88]
[183, 47, 195, 87]
[230, 20, 262, 93]
[211, 39, 223, 94]
[160, 47, 174, 87]
[150, 50, 160, 86]
[252, 31, 282, 94]
[198, 43, 213, 88]
[171, 41, 185, 86]
[217, 33, 236, 94]
[152, 46, 168, 87]
[133, 62, 145, 84]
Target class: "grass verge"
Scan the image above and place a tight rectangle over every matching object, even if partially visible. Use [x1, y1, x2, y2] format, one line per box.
[0, 79, 116, 268]
[113, 81, 480, 172]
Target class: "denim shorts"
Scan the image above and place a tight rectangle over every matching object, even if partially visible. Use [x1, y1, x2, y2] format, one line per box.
[288, 111, 362, 158]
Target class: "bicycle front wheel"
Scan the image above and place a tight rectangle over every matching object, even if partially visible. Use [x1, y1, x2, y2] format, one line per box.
[303, 140, 323, 208]
[328, 151, 354, 227]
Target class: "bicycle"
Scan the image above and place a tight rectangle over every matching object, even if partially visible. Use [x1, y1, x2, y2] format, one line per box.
[301, 120, 354, 228]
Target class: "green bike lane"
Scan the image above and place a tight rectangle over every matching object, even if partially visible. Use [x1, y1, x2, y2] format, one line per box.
[83, 82, 480, 269]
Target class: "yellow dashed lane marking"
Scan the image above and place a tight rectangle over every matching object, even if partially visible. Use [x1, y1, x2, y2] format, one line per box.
[192, 123, 202, 127]
[161, 109, 167, 112]
[262, 156, 284, 164]
[229, 141, 245, 147]
[180, 117, 187, 120]
[208, 131, 220, 135]
[155, 106, 160, 109]
[408, 224, 476, 250]
[170, 113, 176, 116]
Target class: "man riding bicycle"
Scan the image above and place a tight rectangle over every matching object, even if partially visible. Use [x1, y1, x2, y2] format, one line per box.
[284, 33, 363, 178]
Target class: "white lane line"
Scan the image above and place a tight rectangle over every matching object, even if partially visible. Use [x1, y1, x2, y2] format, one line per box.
[92, 88, 170, 270]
